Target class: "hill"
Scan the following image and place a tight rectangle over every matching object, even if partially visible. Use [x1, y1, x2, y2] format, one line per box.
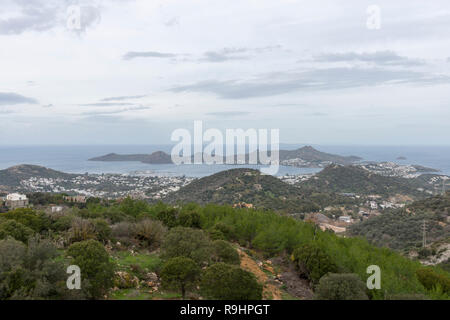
[0, 165, 73, 190]
[163, 168, 353, 213]
[89, 151, 172, 164]
[298, 164, 430, 197]
[279, 146, 361, 165]
[348, 192, 450, 251]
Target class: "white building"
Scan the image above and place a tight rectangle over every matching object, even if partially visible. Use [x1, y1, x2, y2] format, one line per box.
[5, 193, 29, 210]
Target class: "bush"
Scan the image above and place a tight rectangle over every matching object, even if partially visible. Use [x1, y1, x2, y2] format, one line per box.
[91, 218, 112, 243]
[416, 268, 450, 294]
[156, 208, 178, 228]
[314, 273, 368, 300]
[67, 239, 116, 299]
[212, 240, 240, 265]
[200, 263, 262, 300]
[178, 210, 201, 228]
[292, 242, 338, 284]
[160, 257, 201, 299]
[68, 217, 96, 243]
[132, 219, 167, 249]
[161, 227, 212, 265]
[0, 220, 34, 243]
[111, 221, 134, 245]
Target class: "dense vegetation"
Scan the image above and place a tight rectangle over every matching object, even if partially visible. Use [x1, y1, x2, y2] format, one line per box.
[164, 168, 357, 213]
[349, 192, 450, 250]
[0, 195, 448, 300]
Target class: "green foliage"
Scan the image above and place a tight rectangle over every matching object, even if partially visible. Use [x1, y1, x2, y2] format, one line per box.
[200, 263, 262, 300]
[160, 257, 201, 299]
[161, 227, 212, 265]
[416, 267, 450, 294]
[132, 219, 167, 249]
[212, 240, 240, 265]
[0, 220, 34, 243]
[67, 239, 116, 299]
[292, 243, 338, 284]
[0, 237, 83, 299]
[156, 207, 179, 228]
[0, 208, 51, 233]
[91, 218, 112, 243]
[314, 273, 368, 300]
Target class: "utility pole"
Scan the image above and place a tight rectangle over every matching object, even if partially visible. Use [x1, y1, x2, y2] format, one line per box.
[422, 220, 427, 248]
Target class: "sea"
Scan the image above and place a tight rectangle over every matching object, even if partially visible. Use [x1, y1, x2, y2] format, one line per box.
[0, 144, 449, 177]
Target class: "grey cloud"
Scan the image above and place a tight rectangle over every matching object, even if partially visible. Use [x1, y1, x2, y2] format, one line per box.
[82, 106, 151, 116]
[79, 102, 135, 107]
[313, 51, 425, 66]
[101, 95, 147, 102]
[171, 67, 450, 99]
[0, 1, 101, 35]
[206, 111, 251, 117]
[200, 46, 282, 63]
[0, 92, 38, 105]
[123, 51, 178, 60]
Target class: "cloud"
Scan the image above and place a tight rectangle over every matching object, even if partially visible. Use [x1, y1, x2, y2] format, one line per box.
[164, 17, 180, 27]
[171, 67, 450, 99]
[79, 102, 136, 107]
[101, 95, 147, 102]
[206, 111, 251, 117]
[0, 1, 101, 35]
[200, 46, 282, 63]
[122, 51, 178, 60]
[81, 106, 151, 116]
[312, 51, 425, 66]
[0, 92, 38, 105]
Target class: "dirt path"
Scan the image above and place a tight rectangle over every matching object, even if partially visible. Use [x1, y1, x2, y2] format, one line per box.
[238, 249, 282, 300]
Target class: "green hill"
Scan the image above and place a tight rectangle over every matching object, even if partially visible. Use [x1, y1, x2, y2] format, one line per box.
[164, 168, 324, 213]
[0, 165, 73, 191]
[348, 192, 450, 250]
[299, 164, 429, 197]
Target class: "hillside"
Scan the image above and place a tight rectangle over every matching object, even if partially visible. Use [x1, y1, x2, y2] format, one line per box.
[348, 192, 450, 251]
[89, 151, 172, 164]
[163, 168, 322, 213]
[299, 164, 430, 197]
[0, 165, 73, 191]
[279, 146, 361, 165]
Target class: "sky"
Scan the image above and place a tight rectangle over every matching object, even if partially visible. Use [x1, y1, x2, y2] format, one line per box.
[0, 0, 450, 146]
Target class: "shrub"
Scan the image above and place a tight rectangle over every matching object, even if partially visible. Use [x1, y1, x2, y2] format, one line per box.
[314, 273, 368, 300]
[111, 221, 134, 243]
[292, 242, 338, 284]
[178, 210, 201, 228]
[91, 218, 112, 243]
[200, 263, 262, 300]
[132, 219, 167, 249]
[161, 227, 212, 265]
[156, 208, 179, 228]
[0, 220, 34, 243]
[68, 217, 96, 243]
[160, 257, 201, 299]
[67, 240, 116, 299]
[416, 268, 450, 294]
[212, 240, 240, 265]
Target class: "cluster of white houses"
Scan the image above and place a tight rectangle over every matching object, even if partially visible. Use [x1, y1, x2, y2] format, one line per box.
[0, 193, 29, 210]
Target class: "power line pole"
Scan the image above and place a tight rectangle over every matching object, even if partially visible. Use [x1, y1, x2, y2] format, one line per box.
[422, 220, 427, 248]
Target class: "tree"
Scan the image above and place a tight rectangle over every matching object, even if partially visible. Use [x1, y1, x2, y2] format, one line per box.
[67, 239, 115, 299]
[314, 273, 368, 300]
[161, 227, 212, 265]
[0, 220, 34, 243]
[132, 219, 167, 249]
[160, 257, 200, 299]
[212, 240, 240, 265]
[292, 242, 338, 283]
[200, 263, 262, 300]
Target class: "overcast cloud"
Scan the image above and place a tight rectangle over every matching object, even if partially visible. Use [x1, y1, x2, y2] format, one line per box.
[0, 0, 449, 145]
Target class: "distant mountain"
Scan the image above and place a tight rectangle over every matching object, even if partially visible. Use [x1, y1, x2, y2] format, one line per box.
[280, 146, 361, 165]
[0, 165, 73, 190]
[163, 168, 322, 213]
[299, 164, 431, 197]
[88, 146, 362, 168]
[348, 192, 450, 251]
[89, 151, 172, 164]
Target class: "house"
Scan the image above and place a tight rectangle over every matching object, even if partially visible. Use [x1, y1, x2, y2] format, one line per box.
[338, 215, 352, 223]
[5, 193, 29, 210]
[63, 195, 87, 203]
[51, 205, 64, 213]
